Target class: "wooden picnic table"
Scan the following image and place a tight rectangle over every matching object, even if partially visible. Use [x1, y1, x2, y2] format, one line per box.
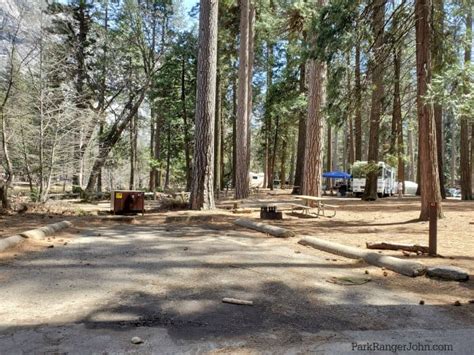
[294, 195, 340, 217]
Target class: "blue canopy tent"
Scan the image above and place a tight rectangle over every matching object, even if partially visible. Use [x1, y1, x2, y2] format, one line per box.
[322, 171, 351, 179]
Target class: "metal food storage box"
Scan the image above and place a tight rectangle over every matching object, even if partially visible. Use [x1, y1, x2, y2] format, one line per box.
[111, 190, 145, 215]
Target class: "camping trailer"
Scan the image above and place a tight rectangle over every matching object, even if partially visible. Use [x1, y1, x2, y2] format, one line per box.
[249, 172, 265, 188]
[350, 161, 396, 197]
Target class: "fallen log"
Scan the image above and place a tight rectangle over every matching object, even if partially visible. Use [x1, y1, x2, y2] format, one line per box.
[0, 235, 26, 252]
[222, 298, 253, 306]
[234, 219, 295, 238]
[366, 242, 429, 254]
[299, 236, 426, 277]
[20, 221, 73, 240]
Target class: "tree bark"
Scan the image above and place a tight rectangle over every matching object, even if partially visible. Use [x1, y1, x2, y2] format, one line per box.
[289, 135, 296, 185]
[232, 74, 237, 188]
[327, 125, 332, 191]
[354, 42, 363, 161]
[246, 3, 255, 174]
[265, 42, 274, 189]
[415, 0, 442, 219]
[234, 219, 295, 238]
[460, 7, 472, 200]
[363, 0, 385, 201]
[366, 242, 429, 254]
[294, 61, 306, 190]
[407, 124, 415, 181]
[270, 116, 280, 189]
[450, 116, 456, 186]
[189, 0, 218, 210]
[299, 236, 426, 277]
[279, 133, 288, 188]
[85, 88, 149, 193]
[302, 54, 327, 198]
[214, 68, 222, 197]
[165, 122, 171, 189]
[149, 106, 156, 191]
[0, 109, 13, 210]
[432, 0, 446, 198]
[181, 58, 192, 191]
[129, 113, 137, 190]
[347, 53, 355, 166]
[393, 46, 405, 191]
[72, 1, 91, 192]
[235, 0, 251, 199]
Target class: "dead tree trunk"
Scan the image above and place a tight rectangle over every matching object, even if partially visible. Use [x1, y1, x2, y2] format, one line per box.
[86, 88, 149, 193]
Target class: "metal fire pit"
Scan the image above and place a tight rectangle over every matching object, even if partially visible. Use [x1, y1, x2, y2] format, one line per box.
[260, 205, 282, 220]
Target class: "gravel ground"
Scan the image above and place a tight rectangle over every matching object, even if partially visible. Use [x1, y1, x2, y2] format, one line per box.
[0, 214, 473, 354]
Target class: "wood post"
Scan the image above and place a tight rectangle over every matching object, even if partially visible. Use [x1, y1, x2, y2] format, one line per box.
[429, 202, 437, 256]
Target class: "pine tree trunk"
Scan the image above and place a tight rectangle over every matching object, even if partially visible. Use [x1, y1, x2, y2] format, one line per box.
[415, 0, 442, 219]
[407, 125, 415, 181]
[333, 129, 339, 171]
[393, 46, 404, 191]
[346, 52, 355, 166]
[220, 110, 225, 190]
[280, 134, 287, 189]
[363, 0, 385, 201]
[450, 118, 456, 186]
[460, 8, 472, 200]
[354, 42, 362, 161]
[265, 42, 274, 189]
[214, 69, 222, 197]
[129, 113, 136, 190]
[149, 106, 156, 191]
[270, 116, 280, 190]
[289, 136, 296, 185]
[235, 0, 251, 199]
[432, 0, 446, 198]
[181, 58, 192, 191]
[0, 107, 13, 210]
[232, 75, 237, 188]
[302, 39, 327, 199]
[246, 4, 255, 174]
[471, 123, 474, 195]
[327, 125, 332, 191]
[294, 53, 307, 190]
[165, 123, 171, 189]
[154, 111, 163, 190]
[189, 0, 218, 210]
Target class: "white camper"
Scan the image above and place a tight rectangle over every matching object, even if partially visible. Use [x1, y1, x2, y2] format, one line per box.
[351, 161, 396, 197]
[249, 172, 264, 188]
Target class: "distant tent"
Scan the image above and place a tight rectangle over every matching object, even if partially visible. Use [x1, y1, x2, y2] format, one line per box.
[322, 171, 352, 179]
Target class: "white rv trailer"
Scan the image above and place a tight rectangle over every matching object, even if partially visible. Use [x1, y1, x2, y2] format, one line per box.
[351, 161, 396, 197]
[249, 172, 265, 188]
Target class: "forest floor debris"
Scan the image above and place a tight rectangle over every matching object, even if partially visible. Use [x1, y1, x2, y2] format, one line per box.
[0, 193, 473, 352]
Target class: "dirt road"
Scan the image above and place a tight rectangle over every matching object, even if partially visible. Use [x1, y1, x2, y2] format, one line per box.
[0, 218, 473, 354]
